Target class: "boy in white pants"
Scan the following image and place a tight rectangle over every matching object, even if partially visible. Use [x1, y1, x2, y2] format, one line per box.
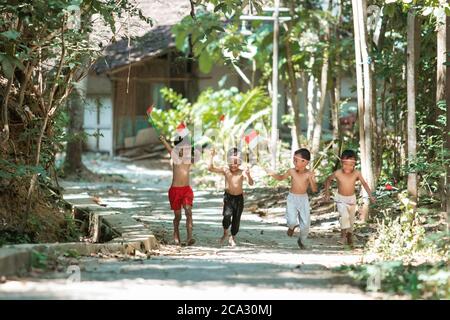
[266, 148, 317, 249]
[324, 150, 376, 247]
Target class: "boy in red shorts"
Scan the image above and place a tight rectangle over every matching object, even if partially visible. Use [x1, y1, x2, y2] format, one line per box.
[159, 135, 196, 246]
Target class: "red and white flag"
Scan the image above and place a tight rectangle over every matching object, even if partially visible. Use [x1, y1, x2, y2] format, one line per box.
[176, 122, 190, 138]
[146, 105, 153, 115]
[244, 129, 258, 149]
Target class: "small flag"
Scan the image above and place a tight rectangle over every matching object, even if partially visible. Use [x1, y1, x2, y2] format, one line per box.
[244, 129, 258, 149]
[176, 122, 190, 138]
[146, 104, 160, 135]
[146, 105, 153, 115]
[385, 183, 393, 191]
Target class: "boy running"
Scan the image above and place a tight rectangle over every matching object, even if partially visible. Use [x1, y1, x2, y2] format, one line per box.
[266, 148, 317, 249]
[209, 148, 254, 247]
[323, 149, 376, 247]
[159, 135, 196, 246]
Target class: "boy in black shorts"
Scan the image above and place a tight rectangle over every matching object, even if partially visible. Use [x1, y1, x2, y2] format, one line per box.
[209, 148, 254, 247]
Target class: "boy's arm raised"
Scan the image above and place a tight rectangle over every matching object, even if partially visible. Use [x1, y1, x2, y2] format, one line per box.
[308, 171, 318, 193]
[208, 149, 225, 174]
[358, 172, 376, 203]
[159, 135, 172, 154]
[244, 167, 254, 186]
[323, 172, 336, 202]
[265, 168, 291, 181]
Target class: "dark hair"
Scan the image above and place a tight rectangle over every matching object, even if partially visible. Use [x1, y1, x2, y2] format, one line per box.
[227, 147, 241, 157]
[341, 149, 357, 160]
[227, 147, 242, 164]
[294, 148, 311, 161]
[174, 136, 183, 146]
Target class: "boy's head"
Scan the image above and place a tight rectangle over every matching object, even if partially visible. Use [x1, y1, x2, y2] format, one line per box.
[174, 136, 194, 163]
[293, 148, 310, 170]
[227, 147, 242, 172]
[340, 149, 357, 173]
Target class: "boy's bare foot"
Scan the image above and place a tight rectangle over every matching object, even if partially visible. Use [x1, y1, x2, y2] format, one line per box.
[337, 230, 347, 245]
[297, 238, 310, 250]
[228, 236, 236, 247]
[219, 234, 227, 245]
[346, 232, 354, 248]
[187, 238, 196, 246]
[286, 225, 298, 237]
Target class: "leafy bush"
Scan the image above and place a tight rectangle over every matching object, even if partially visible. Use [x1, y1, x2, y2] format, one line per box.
[150, 86, 271, 152]
[364, 191, 443, 263]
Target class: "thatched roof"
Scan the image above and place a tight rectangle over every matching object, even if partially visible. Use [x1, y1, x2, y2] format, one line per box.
[91, 0, 191, 74]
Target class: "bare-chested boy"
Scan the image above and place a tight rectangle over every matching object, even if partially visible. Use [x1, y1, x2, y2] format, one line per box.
[208, 147, 254, 247]
[323, 149, 375, 247]
[159, 135, 196, 246]
[266, 148, 317, 249]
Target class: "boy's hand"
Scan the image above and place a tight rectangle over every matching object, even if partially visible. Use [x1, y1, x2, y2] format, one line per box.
[159, 135, 166, 142]
[244, 166, 250, 175]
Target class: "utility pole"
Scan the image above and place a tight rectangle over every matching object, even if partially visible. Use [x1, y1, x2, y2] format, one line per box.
[240, 1, 290, 169]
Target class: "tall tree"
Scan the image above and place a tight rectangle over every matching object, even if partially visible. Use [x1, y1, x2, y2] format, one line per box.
[283, 0, 301, 153]
[436, 0, 450, 220]
[406, 10, 421, 203]
[64, 81, 87, 175]
[351, 0, 375, 220]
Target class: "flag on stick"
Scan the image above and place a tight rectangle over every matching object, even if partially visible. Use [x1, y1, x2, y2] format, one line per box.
[244, 129, 259, 149]
[176, 122, 190, 138]
[146, 104, 160, 136]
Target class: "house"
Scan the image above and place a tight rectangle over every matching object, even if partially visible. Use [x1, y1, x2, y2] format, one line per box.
[83, 0, 357, 156]
[84, 0, 247, 155]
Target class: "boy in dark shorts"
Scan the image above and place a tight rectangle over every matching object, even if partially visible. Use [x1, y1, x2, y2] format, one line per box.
[208, 148, 254, 247]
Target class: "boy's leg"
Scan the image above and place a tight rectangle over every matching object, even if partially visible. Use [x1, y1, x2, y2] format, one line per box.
[347, 203, 356, 247]
[285, 194, 299, 237]
[229, 195, 244, 247]
[221, 195, 233, 244]
[297, 196, 311, 249]
[339, 229, 348, 245]
[173, 210, 182, 245]
[184, 205, 195, 245]
[337, 200, 351, 245]
[220, 228, 229, 245]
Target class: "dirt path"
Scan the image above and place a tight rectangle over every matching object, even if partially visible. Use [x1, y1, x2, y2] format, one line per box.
[0, 155, 384, 299]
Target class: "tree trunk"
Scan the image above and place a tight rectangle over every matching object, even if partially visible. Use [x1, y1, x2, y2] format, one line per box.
[352, 0, 374, 221]
[437, 1, 450, 217]
[330, 77, 341, 155]
[377, 79, 386, 179]
[307, 73, 318, 143]
[64, 82, 87, 175]
[406, 10, 420, 203]
[284, 0, 301, 150]
[392, 75, 399, 181]
[311, 0, 331, 163]
[331, 0, 343, 156]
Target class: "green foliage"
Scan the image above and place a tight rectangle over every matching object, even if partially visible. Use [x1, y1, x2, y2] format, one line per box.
[364, 191, 442, 262]
[149, 88, 192, 139]
[409, 100, 449, 196]
[0, 0, 151, 241]
[31, 250, 49, 269]
[338, 260, 449, 299]
[151, 86, 271, 149]
[0, 159, 47, 180]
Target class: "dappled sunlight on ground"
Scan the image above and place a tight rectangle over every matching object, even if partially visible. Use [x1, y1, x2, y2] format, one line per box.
[0, 154, 385, 299]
